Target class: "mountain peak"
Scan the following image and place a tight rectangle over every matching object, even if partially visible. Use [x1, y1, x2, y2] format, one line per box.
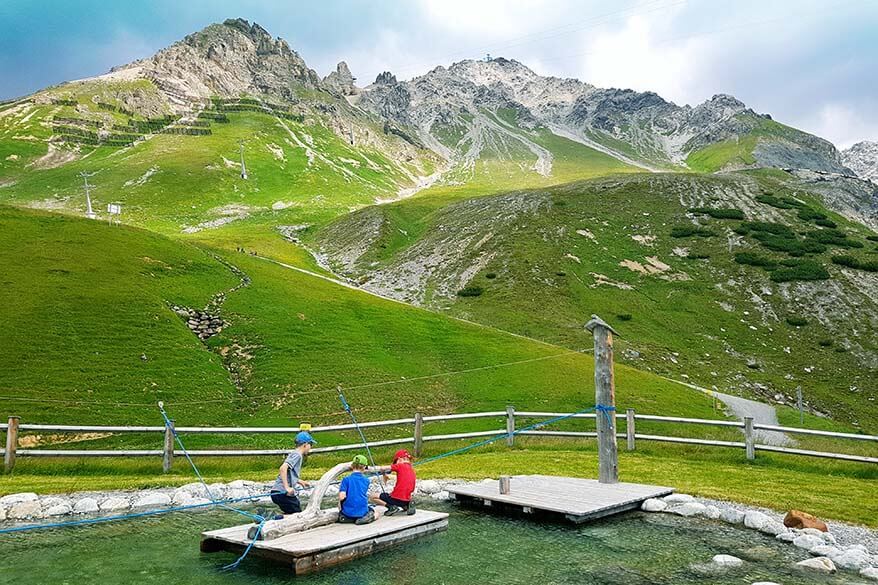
[842, 140, 878, 182]
[323, 61, 358, 95]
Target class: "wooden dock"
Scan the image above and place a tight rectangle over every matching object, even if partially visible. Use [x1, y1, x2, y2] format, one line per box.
[201, 510, 449, 574]
[446, 475, 673, 523]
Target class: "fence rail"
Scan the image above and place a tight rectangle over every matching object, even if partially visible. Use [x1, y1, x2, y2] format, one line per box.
[3, 409, 876, 472]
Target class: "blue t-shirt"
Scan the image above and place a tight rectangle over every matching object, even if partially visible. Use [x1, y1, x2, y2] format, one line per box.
[339, 471, 370, 519]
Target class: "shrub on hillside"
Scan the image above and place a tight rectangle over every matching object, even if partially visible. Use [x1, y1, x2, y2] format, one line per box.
[734, 252, 778, 269]
[671, 225, 714, 238]
[867, 235, 878, 242]
[797, 207, 827, 222]
[688, 207, 745, 220]
[805, 229, 863, 249]
[818, 339, 833, 347]
[456, 286, 484, 297]
[616, 313, 633, 321]
[686, 250, 710, 259]
[831, 255, 878, 272]
[485, 272, 497, 279]
[814, 218, 837, 228]
[785, 315, 808, 327]
[769, 261, 830, 282]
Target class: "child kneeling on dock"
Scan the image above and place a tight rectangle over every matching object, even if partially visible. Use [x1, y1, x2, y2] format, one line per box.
[370, 449, 416, 516]
[270, 431, 315, 516]
[338, 454, 375, 525]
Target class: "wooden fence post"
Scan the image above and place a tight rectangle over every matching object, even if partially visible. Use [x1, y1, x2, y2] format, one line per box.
[499, 475, 511, 494]
[163, 419, 175, 473]
[506, 405, 515, 447]
[586, 315, 619, 484]
[626, 408, 636, 451]
[413, 412, 423, 458]
[4, 416, 20, 473]
[744, 417, 755, 460]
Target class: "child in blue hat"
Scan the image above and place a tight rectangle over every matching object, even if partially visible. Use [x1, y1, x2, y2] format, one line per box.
[270, 430, 316, 515]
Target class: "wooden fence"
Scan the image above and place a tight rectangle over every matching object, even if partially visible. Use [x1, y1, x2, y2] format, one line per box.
[2, 409, 876, 473]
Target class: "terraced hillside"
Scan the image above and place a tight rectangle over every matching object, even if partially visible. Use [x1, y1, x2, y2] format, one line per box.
[313, 171, 878, 432]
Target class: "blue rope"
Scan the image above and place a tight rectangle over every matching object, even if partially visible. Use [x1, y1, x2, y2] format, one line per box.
[595, 404, 616, 427]
[414, 405, 599, 467]
[0, 492, 272, 535]
[338, 389, 387, 494]
[223, 519, 265, 571]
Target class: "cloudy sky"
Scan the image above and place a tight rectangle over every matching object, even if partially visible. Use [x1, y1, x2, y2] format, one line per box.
[2, 0, 875, 148]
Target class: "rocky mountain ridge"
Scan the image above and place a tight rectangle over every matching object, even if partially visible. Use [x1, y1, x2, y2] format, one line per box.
[842, 141, 878, 183]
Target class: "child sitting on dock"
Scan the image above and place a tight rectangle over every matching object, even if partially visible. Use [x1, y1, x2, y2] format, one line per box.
[270, 430, 315, 515]
[338, 454, 375, 525]
[369, 449, 417, 516]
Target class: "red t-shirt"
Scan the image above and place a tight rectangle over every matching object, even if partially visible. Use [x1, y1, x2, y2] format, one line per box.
[390, 462, 416, 502]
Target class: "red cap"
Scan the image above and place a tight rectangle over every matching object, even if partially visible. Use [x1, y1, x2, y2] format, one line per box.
[394, 449, 411, 462]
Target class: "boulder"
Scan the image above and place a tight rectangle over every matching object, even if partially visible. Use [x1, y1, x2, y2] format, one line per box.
[0, 492, 38, 505]
[712, 554, 743, 568]
[861, 567, 878, 581]
[703, 505, 721, 520]
[671, 502, 707, 517]
[226, 488, 250, 501]
[776, 532, 796, 543]
[833, 548, 872, 571]
[793, 534, 824, 550]
[431, 491, 451, 501]
[73, 498, 99, 514]
[743, 511, 771, 530]
[45, 504, 72, 516]
[796, 557, 836, 574]
[641, 498, 668, 512]
[418, 480, 441, 495]
[720, 508, 745, 524]
[0, 505, 6, 521]
[822, 532, 836, 544]
[783, 510, 828, 532]
[40, 496, 68, 508]
[663, 493, 695, 504]
[758, 521, 788, 536]
[99, 497, 130, 512]
[809, 544, 841, 558]
[799, 527, 826, 538]
[227, 480, 253, 489]
[172, 489, 193, 505]
[132, 493, 172, 509]
[8, 501, 41, 519]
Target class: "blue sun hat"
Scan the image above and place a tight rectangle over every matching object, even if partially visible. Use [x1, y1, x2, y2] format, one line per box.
[295, 431, 317, 445]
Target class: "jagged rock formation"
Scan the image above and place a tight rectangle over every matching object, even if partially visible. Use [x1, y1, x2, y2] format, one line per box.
[842, 141, 878, 183]
[358, 57, 848, 173]
[323, 61, 358, 96]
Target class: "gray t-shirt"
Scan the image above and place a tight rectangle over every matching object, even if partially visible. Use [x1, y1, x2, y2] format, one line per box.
[272, 450, 303, 493]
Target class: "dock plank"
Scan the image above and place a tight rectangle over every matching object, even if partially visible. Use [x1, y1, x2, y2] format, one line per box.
[446, 475, 672, 522]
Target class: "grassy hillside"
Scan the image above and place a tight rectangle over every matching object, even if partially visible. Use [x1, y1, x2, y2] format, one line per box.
[313, 171, 878, 431]
[0, 206, 723, 430]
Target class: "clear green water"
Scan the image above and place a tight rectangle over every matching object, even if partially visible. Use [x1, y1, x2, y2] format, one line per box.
[1, 502, 862, 584]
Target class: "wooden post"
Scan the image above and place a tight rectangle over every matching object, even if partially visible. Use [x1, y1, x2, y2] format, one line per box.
[4, 416, 20, 473]
[506, 405, 515, 447]
[163, 419, 175, 473]
[413, 412, 424, 458]
[586, 315, 619, 484]
[796, 386, 804, 426]
[626, 408, 636, 451]
[744, 416, 755, 460]
[499, 475, 511, 494]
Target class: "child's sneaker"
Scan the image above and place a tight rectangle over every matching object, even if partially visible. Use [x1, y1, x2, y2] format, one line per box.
[406, 502, 416, 515]
[384, 505, 402, 516]
[355, 509, 376, 525]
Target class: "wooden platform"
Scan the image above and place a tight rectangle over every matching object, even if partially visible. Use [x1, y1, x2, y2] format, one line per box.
[446, 475, 673, 523]
[201, 510, 449, 574]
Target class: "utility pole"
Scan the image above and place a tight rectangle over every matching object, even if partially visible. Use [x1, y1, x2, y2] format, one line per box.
[238, 139, 248, 180]
[585, 314, 619, 484]
[79, 171, 97, 219]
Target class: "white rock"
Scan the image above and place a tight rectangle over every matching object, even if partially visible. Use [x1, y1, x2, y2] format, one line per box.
[759, 521, 788, 536]
[671, 502, 707, 517]
[226, 488, 249, 501]
[430, 491, 451, 501]
[703, 505, 721, 520]
[325, 485, 339, 497]
[99, 497, 130, 512]
[641, 498, 668, 512]
[0, 492, 38, 505]
[776, 532, 797, 543]
[799, 527, 825, 537]
[73, 498, 99, 514]
[743, 511, 771, 530]
[8, 501, 41, 519]
[720, 508, 745, 524]
[0, 505, 6, 521]
[822, 532, 836, 544]
[712, 554, 743, 567]
[172, 489, 192, 505]
[846, 544, 869, 553]
[418, 480, 441, 495]
[227, 480, 248, 489]
[861, 567, 878, 581]
[45, 504, 72, 516]
[663, 493, 695, 504]
[41, 496, 68, 508]
[793, 534, 825, 550]
[833, 548, 872, 570]
[207, 483, 226, 497]
[809, 544, 841, 558]
[796, 557, 836, 573]
[132, 493, 172, 509]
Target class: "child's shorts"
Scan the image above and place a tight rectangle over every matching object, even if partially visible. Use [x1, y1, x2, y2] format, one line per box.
[378, 492, 410, 508]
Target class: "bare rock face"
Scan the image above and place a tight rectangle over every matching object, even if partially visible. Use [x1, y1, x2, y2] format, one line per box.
[137, 18, 321, 103]
[842, 141, 878, 183]
[323, 61, 358, 96]
[784, 509, 828, 532]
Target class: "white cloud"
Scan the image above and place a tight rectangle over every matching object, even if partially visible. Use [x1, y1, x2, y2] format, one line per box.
[803, 103, 878, 150]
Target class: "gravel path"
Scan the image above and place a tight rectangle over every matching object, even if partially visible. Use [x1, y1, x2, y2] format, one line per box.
[713, 391, 792, 446]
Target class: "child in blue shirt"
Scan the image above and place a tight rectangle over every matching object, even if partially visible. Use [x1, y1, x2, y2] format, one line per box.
[338, 454, 375, 525]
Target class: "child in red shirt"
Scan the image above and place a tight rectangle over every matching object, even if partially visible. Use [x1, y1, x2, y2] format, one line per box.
[370, 449, 417, 516]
